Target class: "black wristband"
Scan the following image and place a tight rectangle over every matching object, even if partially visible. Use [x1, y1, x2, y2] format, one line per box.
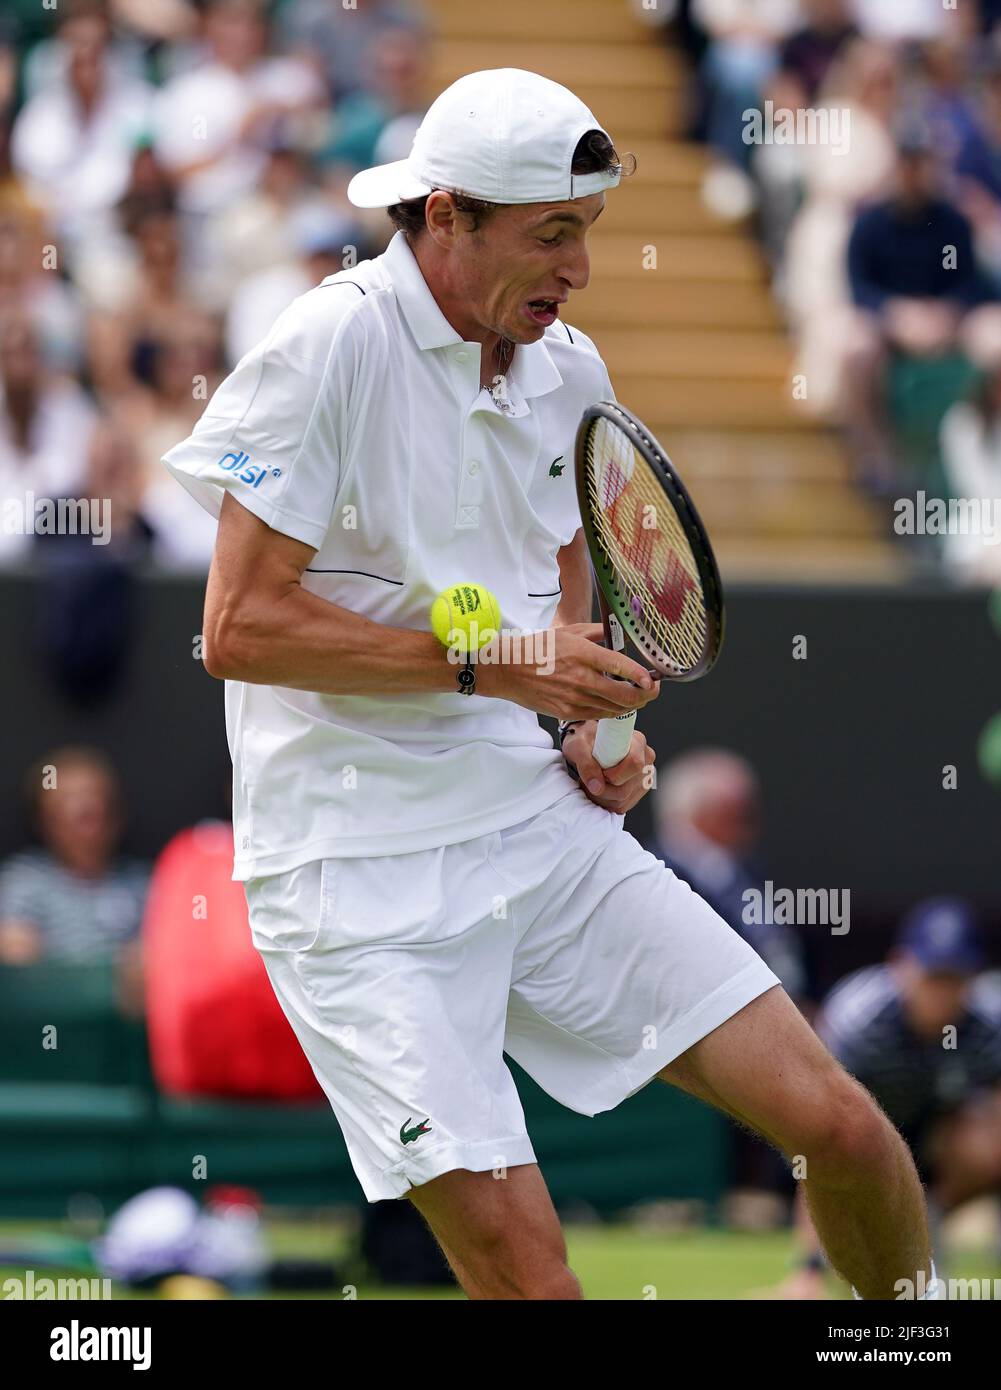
[557, 720, 584, 780]
[456, 647, 477, 696]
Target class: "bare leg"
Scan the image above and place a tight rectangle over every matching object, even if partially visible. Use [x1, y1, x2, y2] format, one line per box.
[660, 986, 933, 1299]
[406, 1164, 582, 1300]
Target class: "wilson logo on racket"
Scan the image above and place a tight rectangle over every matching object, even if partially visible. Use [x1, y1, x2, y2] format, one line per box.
[607, 485, 699, 626]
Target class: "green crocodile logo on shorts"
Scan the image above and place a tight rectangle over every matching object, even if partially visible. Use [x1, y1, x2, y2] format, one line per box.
[400, 1117, 433, 1145]
[548, 456, 565, 477]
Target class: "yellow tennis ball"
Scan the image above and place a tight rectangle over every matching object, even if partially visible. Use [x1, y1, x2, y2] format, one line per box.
[430, 582, 501, 652]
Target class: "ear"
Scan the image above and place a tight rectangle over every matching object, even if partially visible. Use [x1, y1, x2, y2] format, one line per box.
[424, 191, 461, 249]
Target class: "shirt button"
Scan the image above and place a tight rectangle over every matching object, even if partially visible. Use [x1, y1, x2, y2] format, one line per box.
[467, 460, 480, 475]
[455, 350, 468, 363]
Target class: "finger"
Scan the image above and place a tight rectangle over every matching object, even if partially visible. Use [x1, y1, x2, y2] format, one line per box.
[567, 741, 609, 798]
[588, 674, 660, 711]
[578, 642, 655, 690]
[598, 733, 649, 787]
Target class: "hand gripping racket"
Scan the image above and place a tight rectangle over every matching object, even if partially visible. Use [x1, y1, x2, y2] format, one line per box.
[574, 401, 725, 768]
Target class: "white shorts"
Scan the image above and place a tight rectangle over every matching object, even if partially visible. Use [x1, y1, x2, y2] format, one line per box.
[243, 791, 780, 1202]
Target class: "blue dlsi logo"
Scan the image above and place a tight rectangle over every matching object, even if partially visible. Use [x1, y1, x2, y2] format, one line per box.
[217, 450, 281, 489]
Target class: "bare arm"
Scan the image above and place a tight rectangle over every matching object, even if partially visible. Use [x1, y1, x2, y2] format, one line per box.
[553, 528, 592, 627]
[203, 494, 660, 722]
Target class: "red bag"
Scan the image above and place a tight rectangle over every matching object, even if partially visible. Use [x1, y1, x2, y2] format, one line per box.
[143, 822, 323, 1100]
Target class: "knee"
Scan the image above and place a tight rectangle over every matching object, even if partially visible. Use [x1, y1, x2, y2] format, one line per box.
[789, 1068, 899, 1182]
[468, 1220, 582, 1300]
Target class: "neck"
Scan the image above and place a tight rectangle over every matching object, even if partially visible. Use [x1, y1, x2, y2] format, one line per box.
[411, 234, 510, 388]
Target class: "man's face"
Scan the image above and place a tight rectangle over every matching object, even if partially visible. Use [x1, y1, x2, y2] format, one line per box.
[38, 764, 120, 869]
[894, 954, 972, 1038]
[442, 193, 604, 345]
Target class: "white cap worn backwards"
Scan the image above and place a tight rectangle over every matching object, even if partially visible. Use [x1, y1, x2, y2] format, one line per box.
[347, 67, 621, 208]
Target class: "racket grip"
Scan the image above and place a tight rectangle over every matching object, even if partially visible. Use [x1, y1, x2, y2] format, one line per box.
[592, 711, 636, 769]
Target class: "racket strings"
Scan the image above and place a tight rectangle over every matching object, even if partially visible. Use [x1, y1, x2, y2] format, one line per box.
[585, 418, 707, 671]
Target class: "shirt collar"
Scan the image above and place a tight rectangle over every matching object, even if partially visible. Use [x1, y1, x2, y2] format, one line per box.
[383, 230, 563, 402]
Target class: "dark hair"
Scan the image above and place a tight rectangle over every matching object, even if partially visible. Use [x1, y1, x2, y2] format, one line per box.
[387, 128, 634, 241]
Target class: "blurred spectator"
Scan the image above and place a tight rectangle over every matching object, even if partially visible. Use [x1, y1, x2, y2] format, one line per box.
[955, 65, 1001, 291]
[86, 205, 219, 399]
[775, 898, 1001, 1296]
[0, 746, 150, 967]
[914, 36, 983, 177]
[72, 137, 180, 311]
[841, 127, 1001, 490]
[279, 0, 427, 105]
[0, 313, 97, 567]
[152, 0, 325, 225]
[939, 364, 1001, 585]
[206, 138, 332, 305]
[777, 0, 857, 104]
[0, 191, 86, 372]
[10, 2, 152, 250]
[32, 418, 154, 703]
[781, 39, 900, 410]
[225, 207, 369, 364]
[318, 27, 428, 175]
[648, 748, 810, 1001]
[693, 0, 800, 217]
[123, 318, 224, 569]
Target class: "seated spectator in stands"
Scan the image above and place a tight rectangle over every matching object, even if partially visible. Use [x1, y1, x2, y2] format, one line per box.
[225, 207, 370, 365]
[86, 205, 219, 400]
[778, 0, 857, 104]
[955, 65, 1001, 294]
[152, 0, 325, 231]
[279, 0, 427, 105]
[648, 748, 810, 1002]
[0, 746, 150, 967]
[916, 37, 982, 176]
[781, 39, 899, 410]
[774, 898, 1001, 1297]
[939, 359, 1001, 585]
[124, 320, 224, 569]
[841, 126, 1001, 491]
[0, 313, 97, 567]
[693, 0, 800, 217]
[206, 135, 332, 306]
[10, 1, 152, 252]
[317, 27, 428, 176]
[31, 419, 154, 704]
[0, 192, 85, 373]
[72, 136, 180, 311]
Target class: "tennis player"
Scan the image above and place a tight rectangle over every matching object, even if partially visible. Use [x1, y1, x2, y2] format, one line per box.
[163, 68, 939, 1300]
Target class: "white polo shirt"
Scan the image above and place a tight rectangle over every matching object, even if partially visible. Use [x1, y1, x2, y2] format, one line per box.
[162, 230, 614, 879]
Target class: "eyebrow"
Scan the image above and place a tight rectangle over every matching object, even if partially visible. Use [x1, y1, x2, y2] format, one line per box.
[531, 202, 605, 231]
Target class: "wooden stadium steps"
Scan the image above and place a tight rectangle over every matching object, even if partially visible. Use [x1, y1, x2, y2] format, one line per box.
[611, 376, 816, 430]
[429, 0, 655, 44]
[417, 81, 679, 140]
[664, 430, 855, 483]
[713, 537, 903, 582]
[585, 233, 765, 282]
[429, 40, 676, 89]
[598, 183, 734, 234]
[690, 478, 883, 540]
[587, 329, 792, 382]
[573, 281, 782, 331]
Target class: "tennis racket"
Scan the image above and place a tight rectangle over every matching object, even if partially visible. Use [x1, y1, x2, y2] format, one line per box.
[574, 401, 725, 768]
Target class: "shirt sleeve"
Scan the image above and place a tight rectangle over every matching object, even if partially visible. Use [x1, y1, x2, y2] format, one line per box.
[161, 285, 358, 550]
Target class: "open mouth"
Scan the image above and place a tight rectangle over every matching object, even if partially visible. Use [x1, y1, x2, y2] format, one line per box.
[525, 298, 561, 326]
